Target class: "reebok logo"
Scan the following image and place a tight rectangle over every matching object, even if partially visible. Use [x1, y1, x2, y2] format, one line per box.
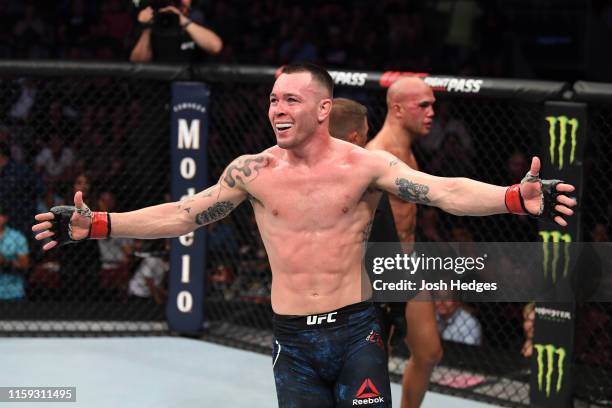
[352, 378, 384, 405]
[306, 312, 337, 325]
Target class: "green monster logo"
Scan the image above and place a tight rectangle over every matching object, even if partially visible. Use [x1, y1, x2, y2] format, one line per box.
[545, 116, 578, 170]
[539, 231, 572, 283]
[534, 344, 566, 397]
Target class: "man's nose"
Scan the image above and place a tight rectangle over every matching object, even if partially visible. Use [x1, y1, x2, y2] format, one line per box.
[273, 105, 287, 117]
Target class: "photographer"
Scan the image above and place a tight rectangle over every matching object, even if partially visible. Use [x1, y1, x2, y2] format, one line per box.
[130, 0, 222, 63]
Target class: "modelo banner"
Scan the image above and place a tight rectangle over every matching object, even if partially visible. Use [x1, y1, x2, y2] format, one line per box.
[531, 102, 586, 407]
[167, 82, 209, 334]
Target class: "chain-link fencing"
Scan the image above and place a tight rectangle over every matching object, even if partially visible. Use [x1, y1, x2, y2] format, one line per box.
[0, 64, 183, 334]
[0, 62, 609, 406]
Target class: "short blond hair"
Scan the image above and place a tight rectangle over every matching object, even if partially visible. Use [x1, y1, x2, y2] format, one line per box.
[329, 98, 367, 141]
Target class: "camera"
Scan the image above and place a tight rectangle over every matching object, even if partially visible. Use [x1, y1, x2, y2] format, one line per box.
[134, 0, 182, 29]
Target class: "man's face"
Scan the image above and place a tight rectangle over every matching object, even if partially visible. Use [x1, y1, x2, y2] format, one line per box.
[435, 299, 459, 319]
[268, 72, 328, 149]
[400, 87, 435, 137]
[74, 175, 90, 196]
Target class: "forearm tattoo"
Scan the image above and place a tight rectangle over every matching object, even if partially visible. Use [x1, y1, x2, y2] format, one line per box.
[177, 186, 217, 214]
[195, 201, 234, 225]
[396, 178, 431, 204]
[223, 156, 268, 187]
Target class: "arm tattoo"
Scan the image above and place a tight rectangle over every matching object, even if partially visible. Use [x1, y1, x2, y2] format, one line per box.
[396, 178, 431, 204]
[389, 160, 399, 167]
[195, 201, 234, 225]
[178, 186, 218, 213]
[223, 156, 268, 187]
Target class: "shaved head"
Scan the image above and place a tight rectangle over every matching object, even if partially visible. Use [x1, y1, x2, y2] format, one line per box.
[384, 77, 435, 137]
[386, 77, 431, 108]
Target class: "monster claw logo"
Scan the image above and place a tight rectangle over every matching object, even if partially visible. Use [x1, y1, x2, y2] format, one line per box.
[539, 231, 572, 283]
[534, 344, 566, 397]
[545, 116, 578, 170]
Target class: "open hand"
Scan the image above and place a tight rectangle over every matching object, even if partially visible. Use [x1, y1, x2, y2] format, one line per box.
[32, 191, 91, 251]
[519, 157, 577, 226]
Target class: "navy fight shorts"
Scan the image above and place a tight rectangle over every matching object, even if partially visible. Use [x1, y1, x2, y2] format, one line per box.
[272, 300, 391, 407]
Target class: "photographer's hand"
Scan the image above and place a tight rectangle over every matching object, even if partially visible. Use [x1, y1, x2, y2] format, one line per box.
[158, 5, 223, 54]
[138, 6, 154, 25]
[159, 5, 189, 26]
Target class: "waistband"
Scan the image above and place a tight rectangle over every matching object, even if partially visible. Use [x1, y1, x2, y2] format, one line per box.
[273, 300, 373, 331]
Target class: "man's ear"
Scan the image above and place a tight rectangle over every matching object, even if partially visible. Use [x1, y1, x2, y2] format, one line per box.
[318, 99, 332, 122]
[347, 131, 358, 145]
[392, 103, 403, 118]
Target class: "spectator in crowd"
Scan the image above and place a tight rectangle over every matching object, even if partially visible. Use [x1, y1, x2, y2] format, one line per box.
[521, 302, 535, 357]
[97, 191, 133, 300]
[506, 151, 530, 183]
[0, 141, 44, 235]
[278, 26, 318, 65]
[417, 101, 471, 157]
[128, 240, 169, 305]
[0, 206, 30, 300]
[435, 294, 483, 346]
[0, 125, 24, 164]
[9, 78, 37, 121]
[130, 0, 222, 63]
[35, 132, 75, 192]
[13, 3, 51, 59]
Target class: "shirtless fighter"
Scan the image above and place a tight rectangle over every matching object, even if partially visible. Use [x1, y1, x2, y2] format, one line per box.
[33, 63, 576, 408]
[368, 77, 442, 408]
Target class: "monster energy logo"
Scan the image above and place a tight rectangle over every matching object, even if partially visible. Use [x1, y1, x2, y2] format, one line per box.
[545, 116, 578, 170]
[539, 231, 572, 283]
[534, 344, 566, 397]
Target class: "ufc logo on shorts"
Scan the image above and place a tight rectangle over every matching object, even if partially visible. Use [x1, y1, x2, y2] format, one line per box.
[306, 312, 338, 325]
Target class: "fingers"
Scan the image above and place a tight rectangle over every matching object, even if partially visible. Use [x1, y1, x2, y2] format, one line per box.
[32, 221, 53, 232]
[556, 183, 575, 193]
[34, 230, 55, 241]
[34, 212, 54, 222]
[555, 205, 574, 216]
[159, 5, 179, 14]
[557, 194, 576, 207]
[42, 240, 58, 251]
[529, 156, 541, 177]
[74, 191, 83, 209]
[553, 215, 568, 227]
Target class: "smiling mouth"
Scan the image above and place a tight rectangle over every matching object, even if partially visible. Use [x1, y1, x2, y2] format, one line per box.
[275, 123, 294, 132]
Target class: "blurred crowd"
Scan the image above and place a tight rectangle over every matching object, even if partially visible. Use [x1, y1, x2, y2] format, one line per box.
[1, 0, 612, 80]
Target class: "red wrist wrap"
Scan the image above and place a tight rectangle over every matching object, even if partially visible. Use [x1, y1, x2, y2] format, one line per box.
[505, 184, 528, 215]
[90, 212, 110, 239]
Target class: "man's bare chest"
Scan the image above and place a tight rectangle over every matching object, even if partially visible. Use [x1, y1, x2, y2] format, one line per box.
[247, 166, 371, 225]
